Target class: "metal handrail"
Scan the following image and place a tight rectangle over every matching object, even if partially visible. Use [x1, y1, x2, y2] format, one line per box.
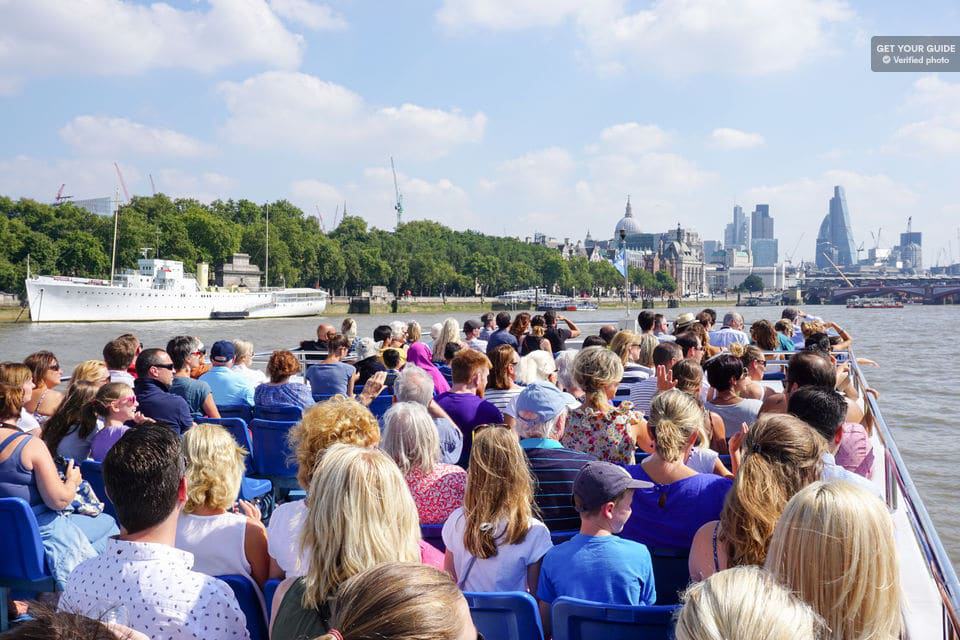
[846, 348, 960, 636]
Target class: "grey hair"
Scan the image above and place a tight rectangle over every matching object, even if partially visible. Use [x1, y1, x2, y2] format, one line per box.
[232, 339, 254, 366]
[389, 320, 407, 340]
[393, 365, 434, 406]
[516, 351, 557, 384]
[554, 351, 580, 393]
[381, 402, 440, 474]
[723, 312, 743, 328]
[514, 409, 566, 440]
[341, 318, 358, 341]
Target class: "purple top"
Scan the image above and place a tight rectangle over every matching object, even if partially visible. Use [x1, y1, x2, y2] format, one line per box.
[619, 462, 732, 549]
[435, 391, 503, 467]
[89, 425, 130, 461]
[406, 343, 451, 395]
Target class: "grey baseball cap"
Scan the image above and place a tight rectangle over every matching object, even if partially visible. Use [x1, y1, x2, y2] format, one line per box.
[573, 461, 653, 512]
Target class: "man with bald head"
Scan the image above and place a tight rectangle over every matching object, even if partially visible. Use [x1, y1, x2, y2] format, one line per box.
[298, 323, 337, 358]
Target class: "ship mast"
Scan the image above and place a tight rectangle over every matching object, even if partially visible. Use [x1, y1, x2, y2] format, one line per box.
[265, 207, 270, 289]
[110, 188, 120, 283]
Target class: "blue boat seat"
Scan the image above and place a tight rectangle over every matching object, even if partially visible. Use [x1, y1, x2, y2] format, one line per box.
[0, 497, 58, 631]
[464, 591, 544, 640]
[217, 574, 268, 640]
[550, 597, 680, 640]
[264, 578, 281, 621]
[649, 546, 691, 605]
[253, 405, 303, 422]
[217, 404, 254, 423]
[197, 417, 255, 474]
[249, 419, 299, 490]
[550, 529, 579, 545]
[80, 459, 115, 519]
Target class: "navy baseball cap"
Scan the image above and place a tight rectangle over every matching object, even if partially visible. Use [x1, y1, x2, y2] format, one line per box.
[573, 461, 652, 512]
[210, 340, 236, 364]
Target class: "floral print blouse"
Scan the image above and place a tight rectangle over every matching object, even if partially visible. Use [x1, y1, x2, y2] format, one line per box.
[405, 463, 467, 524]
[561, 402, 642, 464]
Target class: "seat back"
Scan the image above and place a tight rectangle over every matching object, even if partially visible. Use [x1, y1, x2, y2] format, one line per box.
[463, 591, 544, 640]
[367, 394, 394, 419]
[263, 578, 281, 622]
[420, 523, 445, 552]
[0, 497, 50, 586]
[217, 574, 268, 640]
[253, 405, 303, 422]
[80, 459, 116, 519]
[649, 547, 691, 605]
[217, 404, 254, 423]
[550, 530, 579, 546]
[311, 393, 336, 403]
[198, 417, 254, 474]
[551, 598, 679, 640]
[250, 419, 298, 479]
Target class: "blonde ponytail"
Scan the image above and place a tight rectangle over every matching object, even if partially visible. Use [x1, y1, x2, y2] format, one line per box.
[648, 390, 702, 462]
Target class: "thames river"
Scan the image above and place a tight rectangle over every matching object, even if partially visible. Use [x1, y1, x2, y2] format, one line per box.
[1, 303, 956, 566]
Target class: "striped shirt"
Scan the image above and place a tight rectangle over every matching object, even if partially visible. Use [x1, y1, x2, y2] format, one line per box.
[521, 439, 596, 532]
[614, 363, 652, 403]
[629, 377, 709, 417]
[483, 387, 523, 413]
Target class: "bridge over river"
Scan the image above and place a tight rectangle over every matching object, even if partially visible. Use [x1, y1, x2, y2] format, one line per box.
[802, 275, 960, 304]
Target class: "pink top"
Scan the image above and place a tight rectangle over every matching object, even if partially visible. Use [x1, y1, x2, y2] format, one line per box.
[406, 343, 451, 394]
[419, 540, 444, 569]
[406, 464, 467, 524]
[561, 402, 641, 464]
[835, 422, 874, 479]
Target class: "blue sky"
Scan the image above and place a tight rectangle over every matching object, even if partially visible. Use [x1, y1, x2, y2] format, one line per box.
[2, 0, 959, 266]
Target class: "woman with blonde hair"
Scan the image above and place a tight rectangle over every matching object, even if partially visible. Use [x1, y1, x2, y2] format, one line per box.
[519, 315, 551, 355]
[232, 339, 267, 386]
[267, 396, 382, 578]
[637, 333, 659, 369]
[67, 360, 110, 388]
[432, 317, 462, 363]
[313, 563, 479, 640]
[23, 350, 65, 424]
[175, 423, 271, 587]
[675, 565, 825, 640]
[688, 414, 824, 580]
[381, 402, 466, 524]
[442, 425, 552, 593]
[671, 360, 729, 459]
[516, 350, 558, 385]
[609, 330, 652, 402]
[766, 481, 902, 640]
[620, 390, 732, 549]
[270, 445, 426, 639]
[560, 347, 652, 463]
[406, 320, 422, 344]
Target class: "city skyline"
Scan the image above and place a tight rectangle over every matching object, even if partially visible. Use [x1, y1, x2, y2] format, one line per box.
[1, 1, 959, 267]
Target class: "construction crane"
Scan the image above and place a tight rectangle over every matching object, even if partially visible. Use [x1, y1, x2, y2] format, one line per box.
[391, 156, 403, 229]
[785, 232, 805, 264]
[871, 227, 882, 251]
[113, 162, 131, 203]
[149, 174, 157, 196]
[820, 251, 854, 287]
[855, 242, 865, 262]
[315, 205, 326, 232]
[54, 184, 72, 204]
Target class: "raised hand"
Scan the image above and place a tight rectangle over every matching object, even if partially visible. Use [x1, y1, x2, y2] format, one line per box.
[235, 499, 262, 522]
[655, 364, 677, 392]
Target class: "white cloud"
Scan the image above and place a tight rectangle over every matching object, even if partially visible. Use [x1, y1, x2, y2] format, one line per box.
[436, 0, 854, 76]
[709, 127, 765, 149]
[269, 0, 347, 30]
[289, 168, 475, 231]
[888, 75, 960, 155]
[436, 0, 581, 30]
[151, 169, 235, 202]
[588, 123, 671, 155]
[0, 0, 303, 86]
[0, 155, 142, 202]
[59, 116, 212, 158]
[218, 71, 486, 159]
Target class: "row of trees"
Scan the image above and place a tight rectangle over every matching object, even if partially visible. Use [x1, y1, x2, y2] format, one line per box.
[0, 194, 678, 298]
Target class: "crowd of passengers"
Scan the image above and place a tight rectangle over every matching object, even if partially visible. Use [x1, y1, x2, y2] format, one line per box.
[0, 306, 900, 640]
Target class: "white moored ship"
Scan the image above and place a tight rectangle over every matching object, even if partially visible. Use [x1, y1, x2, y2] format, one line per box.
[25, 258, 327, 322]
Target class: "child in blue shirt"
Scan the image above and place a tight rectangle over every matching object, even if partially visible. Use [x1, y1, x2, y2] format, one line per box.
[537, 461, 657, 636]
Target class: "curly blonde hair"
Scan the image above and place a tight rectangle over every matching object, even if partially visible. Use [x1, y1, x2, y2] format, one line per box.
[183, 424, 247, 512]
[288, 395, 381, 489]
[68, 359, 109, 386]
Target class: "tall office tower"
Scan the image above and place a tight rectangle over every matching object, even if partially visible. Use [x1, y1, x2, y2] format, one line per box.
[815, 186, 858, 268]
[724, 205, 750, 250]
[703, 240, 723, 263]
[750, 204, 778, 266]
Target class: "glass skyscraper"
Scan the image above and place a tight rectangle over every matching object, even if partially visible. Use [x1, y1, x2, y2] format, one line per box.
[815, 186, 858, 268]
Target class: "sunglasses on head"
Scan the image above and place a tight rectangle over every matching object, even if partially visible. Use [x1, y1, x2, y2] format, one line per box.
[474, 422, 512, 436]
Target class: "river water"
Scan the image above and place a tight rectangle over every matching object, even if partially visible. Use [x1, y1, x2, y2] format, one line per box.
[1, 304, 956, 566]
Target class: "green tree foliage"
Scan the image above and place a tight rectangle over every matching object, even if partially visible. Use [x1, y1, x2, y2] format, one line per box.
[655, 270, 678, 294]
[741, 273, 765, 292]
[1, 195, 598, 297]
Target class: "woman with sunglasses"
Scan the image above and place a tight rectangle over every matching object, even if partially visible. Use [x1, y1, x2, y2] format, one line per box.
[23, 350, 65, 425]
[442, 424, 552, 594]
[89, 383, 148, 461]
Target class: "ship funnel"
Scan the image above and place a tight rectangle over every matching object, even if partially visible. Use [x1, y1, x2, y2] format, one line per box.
[197, 262, 209, 290]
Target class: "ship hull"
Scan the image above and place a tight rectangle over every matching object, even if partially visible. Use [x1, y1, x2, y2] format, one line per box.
[25, 278, 326, 322]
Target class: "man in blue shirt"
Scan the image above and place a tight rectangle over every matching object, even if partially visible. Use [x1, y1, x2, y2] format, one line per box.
[537, 461, 656, 636]
[514, 381, 595, 532]
[133, 348, 194, 434]
[199, 340, 255, 407]
[484, 312, 518, 354]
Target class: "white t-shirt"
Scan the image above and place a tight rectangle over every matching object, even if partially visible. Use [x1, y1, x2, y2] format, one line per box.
[267, 500, 309, 577]
[687, 447, 718, 474]
[441, 507, 552, 593]
[176, 512, 252, 581]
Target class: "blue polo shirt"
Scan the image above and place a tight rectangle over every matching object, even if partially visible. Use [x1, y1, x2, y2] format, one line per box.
[199, 366, 255, 407]
[486, 329, 518, 353]
[538, 534, 656, 606]
[521, 439, 595, 532]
